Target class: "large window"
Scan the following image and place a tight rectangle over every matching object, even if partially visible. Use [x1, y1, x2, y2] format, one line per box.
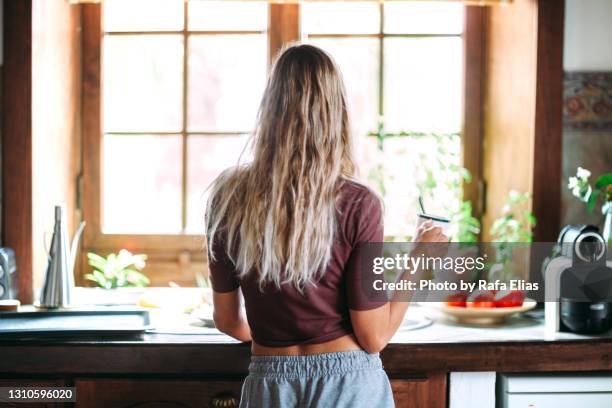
[83, 1, 477, 285]
[303, 2, 464, 237]
[101, 0, 267, 234]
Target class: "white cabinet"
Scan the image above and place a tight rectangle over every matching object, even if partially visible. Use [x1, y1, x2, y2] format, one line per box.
[499, 373, 612, 408]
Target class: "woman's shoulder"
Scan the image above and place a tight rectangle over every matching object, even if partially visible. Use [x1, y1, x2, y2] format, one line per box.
[337, 179, 384, 244]
[340, 179, 382, 206]
[337, 179, 384, 223]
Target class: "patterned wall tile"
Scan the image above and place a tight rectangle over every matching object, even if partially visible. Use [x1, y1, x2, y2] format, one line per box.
[564, 72, 612, 131]
[562, 71, 612, 229]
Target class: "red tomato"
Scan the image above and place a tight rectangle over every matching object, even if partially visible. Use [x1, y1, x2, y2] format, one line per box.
[445, 293, 467, 308]
[466, 290, 495, 308]
[494, 290, 525, 308]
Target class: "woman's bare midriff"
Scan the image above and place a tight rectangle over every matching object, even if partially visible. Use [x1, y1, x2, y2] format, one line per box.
[251, 334, 362, 356]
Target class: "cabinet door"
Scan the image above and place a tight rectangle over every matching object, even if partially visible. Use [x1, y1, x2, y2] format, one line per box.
[0, 379, 67, 408]
[391, 373, 447, 408]
[75, 379, 243, 408]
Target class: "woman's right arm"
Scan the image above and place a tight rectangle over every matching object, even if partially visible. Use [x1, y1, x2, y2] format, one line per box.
[349, 221, 447, 353]
[207, 234, 252, 343]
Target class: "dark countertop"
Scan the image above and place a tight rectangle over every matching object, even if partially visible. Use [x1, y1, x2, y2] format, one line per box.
[2, 307, 612, 377]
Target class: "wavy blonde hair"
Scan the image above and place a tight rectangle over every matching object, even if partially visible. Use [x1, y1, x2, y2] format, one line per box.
[205, 44, 356, 290]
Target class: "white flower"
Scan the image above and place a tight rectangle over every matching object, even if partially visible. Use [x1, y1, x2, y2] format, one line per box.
[568, 176, 578, 189]
[576, 167, 591, 179]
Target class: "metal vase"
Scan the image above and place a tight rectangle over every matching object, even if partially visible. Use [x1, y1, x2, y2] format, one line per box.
[39, 206, 73, 308]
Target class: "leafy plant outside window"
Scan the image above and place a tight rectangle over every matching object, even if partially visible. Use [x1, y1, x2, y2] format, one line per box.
[85, 249, 150, 289]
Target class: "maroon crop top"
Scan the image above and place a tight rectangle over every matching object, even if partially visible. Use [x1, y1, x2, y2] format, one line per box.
[208, 180, 387, 347]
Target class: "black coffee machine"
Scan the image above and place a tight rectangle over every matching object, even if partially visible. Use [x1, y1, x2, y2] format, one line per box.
[545, 225, 612, 335]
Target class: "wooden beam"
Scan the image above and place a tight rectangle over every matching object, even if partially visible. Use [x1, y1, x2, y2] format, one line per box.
[481, 0, 564, 242]
[532, 0, 564, 242]
[462, 6, 486, 221]
[81, 4, 103, 248]
[269, 4, 300, 65]
[2, 0, 33, 303]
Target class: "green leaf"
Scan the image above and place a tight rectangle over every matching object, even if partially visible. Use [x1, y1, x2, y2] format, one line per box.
[595, 173, 612, 190]
[526, 213, 537, 226]
[126, 270, 150, 287]
[587, 190, 600, 213]
[87, 252, 108, 272]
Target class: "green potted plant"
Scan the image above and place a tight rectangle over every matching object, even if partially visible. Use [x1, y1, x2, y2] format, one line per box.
[76, 249, 150, 305]
[85, 249, 149, 289]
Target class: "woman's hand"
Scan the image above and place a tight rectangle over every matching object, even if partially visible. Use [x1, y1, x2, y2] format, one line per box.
[414, 220, 449, 243]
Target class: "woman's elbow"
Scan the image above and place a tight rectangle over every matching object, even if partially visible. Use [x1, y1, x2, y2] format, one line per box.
[357, 334, 387, 354]
[213, 313, 237, 335]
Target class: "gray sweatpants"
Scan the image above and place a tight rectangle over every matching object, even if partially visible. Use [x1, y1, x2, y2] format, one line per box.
[239, 351, 395, 408]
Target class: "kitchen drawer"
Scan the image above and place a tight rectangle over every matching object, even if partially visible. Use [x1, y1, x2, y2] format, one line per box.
[390, 373, 446, 408]
[499, 373, 612, 408]
[74, 378, 244, 408]
[506, 393, 612, 408]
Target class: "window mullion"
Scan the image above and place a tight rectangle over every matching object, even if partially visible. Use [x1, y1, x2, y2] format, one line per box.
[378, 3, 384, 119]
[181, 0, 189, 233]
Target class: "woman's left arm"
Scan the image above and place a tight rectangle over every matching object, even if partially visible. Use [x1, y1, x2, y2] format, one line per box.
[212, 289, 252, 342]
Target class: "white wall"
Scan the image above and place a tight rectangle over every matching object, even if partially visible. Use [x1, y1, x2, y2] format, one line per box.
[564, 0, 612, 71]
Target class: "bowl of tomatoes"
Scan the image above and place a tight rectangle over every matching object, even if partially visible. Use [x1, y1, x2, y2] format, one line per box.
[437, 290, 536, 325]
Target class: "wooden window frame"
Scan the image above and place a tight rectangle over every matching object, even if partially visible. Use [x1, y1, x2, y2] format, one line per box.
[80, 3, 302, 285]
[80, 3, 483, 285]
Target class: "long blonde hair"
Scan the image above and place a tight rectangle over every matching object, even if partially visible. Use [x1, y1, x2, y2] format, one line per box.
[205, 44, 356, 290]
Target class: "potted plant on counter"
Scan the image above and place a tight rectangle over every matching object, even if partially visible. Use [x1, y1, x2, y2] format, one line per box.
[75, 249, 150, 305]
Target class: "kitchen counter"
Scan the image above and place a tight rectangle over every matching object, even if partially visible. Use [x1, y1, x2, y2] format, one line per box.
[2, 306, 612, 377]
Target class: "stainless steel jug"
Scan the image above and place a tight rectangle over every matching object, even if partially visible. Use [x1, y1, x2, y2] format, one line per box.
[39, 205, 86, 308]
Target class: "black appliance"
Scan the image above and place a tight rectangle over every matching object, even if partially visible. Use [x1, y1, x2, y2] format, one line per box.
[557, 225, 612, 334]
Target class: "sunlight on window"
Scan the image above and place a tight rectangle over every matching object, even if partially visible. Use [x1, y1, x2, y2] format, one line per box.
[187, 35, 266, 132]
[188, 1, 267, 31]
[102, 1, 266, 234]
[303, 2, 465, 238]
[103, 135, 182, 234]
[103, 35, 184, 132]
[104, 0, 184, 32]
[186, 134, 252, 233]
[384, 2, 463, 34]
[384, 37, 463, 133]
[102, 1, 464, 238]
[301, 2, 380, 34]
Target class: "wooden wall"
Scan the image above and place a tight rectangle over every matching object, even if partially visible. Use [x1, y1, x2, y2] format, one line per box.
[2, 0, 33, 303]
[1, 0, 81, 302]
[481, 0, 564, 242]
[31, 0, 82, 293]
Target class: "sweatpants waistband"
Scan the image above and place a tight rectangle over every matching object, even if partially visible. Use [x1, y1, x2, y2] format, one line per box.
[248, 350, 383, 379]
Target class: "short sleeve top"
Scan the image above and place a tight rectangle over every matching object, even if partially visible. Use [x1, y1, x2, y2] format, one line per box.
[208, 180, 387, 347]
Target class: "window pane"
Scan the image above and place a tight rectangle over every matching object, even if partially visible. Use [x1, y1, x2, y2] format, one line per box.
[103, 135, 182, 234]
[383, 2, 463, 34]
[103, 35, 183, 132]
[188, 1, 267, 31]
[367, 135, 461, 237]
[187, 35, 266, 132]
[104, 0, 184, 32]
[186, 134, 251, 233]
[302, 2, 380, 35]
[383, 37, 462, 133]
[309, 38, 379, 137]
